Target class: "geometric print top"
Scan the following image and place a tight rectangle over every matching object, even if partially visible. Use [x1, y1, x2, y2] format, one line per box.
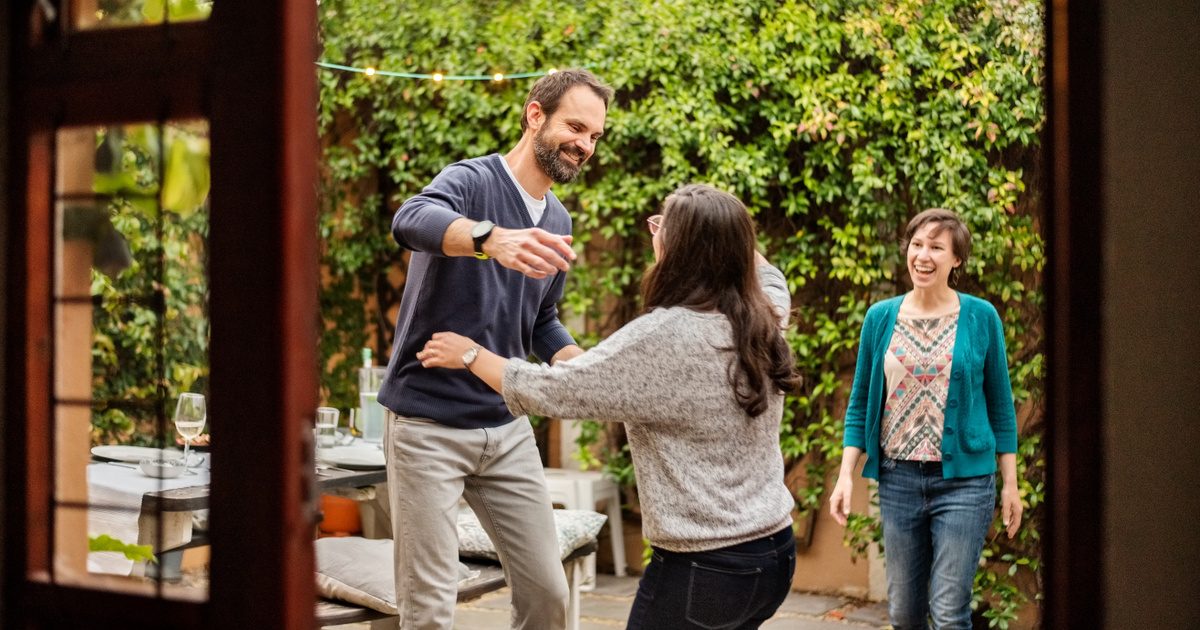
[881, 312, 959, 461]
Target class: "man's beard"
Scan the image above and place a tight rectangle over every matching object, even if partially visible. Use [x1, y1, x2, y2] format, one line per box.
[533, 128, 587, 184]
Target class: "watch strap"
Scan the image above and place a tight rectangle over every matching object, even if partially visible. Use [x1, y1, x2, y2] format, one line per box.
[462, 345, 482, 369]
[472, 221, 495, 260]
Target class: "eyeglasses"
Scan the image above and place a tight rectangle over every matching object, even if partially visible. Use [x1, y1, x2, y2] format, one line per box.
[646, 214, 663, 235]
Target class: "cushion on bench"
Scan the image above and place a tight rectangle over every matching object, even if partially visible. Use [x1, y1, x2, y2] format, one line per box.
[456, 509, 607, 562]
[314, 509, 606, 614]
[314, 537, 479, 615]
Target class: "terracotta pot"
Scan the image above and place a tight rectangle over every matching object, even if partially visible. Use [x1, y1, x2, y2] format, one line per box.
[319, 494, 362, 536]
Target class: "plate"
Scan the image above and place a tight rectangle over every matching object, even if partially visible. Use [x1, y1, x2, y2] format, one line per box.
[139, 458, 187, 479]
[92, 445, 186, 463]
[91, 445, 202, 467]
[317, 445, 385, 470]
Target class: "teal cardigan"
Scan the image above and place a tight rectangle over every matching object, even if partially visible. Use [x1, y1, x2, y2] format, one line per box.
[843, 293, 1018, 480]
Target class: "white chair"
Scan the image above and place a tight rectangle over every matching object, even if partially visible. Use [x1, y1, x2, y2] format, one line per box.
[542, 468, 627, 589]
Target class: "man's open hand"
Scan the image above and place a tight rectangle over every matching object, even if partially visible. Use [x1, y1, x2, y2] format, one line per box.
[484, 227, 575, 279]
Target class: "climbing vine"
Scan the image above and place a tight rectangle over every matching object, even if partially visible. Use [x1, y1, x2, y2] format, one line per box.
[317, 0, 1045, 623]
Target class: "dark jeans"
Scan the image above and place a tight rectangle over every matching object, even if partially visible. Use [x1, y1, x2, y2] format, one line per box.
[625, 526, 796, 630]
[878, 458, 996, 630]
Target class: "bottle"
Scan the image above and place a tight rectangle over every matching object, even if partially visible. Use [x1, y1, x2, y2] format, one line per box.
[357, 347, 385, 444]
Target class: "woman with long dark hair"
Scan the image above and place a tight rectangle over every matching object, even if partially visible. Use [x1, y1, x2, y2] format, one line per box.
[417, 183, 801, 629]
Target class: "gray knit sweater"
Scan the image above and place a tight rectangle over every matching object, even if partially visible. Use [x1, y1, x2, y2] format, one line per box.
[502, 264, 795, 552]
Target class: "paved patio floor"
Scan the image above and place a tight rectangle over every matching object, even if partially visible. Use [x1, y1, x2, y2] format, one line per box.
[327, 574, 890, 629]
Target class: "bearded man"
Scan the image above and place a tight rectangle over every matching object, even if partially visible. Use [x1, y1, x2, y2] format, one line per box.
[376, 69, 612, 629]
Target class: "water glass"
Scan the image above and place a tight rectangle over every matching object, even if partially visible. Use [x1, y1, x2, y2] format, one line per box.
[315, 407, 339, 449]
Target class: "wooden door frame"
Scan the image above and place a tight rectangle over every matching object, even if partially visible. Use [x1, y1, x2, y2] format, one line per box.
[2, 0, 1107, 627]
[1044, 0, 1105, 627]
[207, 2, 320, 627]
[2, 2, 319, 627]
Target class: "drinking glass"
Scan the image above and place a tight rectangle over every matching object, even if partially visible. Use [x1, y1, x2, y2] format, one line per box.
[315, 407, 339, 449]
[174, 393, 206, 472]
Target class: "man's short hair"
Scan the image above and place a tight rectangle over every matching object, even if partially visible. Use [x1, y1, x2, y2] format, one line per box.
[521, 69, 614, 133]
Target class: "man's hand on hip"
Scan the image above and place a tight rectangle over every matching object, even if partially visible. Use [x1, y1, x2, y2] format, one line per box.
[483, 227, 576, 279]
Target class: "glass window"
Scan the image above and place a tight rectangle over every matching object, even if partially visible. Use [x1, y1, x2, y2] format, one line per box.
[74, 0, 213, 31]
[49, 121, 210, 601]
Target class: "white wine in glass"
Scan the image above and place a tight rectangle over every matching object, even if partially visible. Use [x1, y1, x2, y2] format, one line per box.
[174, 393, 207, 472]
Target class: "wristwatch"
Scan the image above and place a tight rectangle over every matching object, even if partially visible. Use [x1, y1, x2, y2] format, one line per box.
[471, 220, 495, 260]
[461, 345, 482, 369]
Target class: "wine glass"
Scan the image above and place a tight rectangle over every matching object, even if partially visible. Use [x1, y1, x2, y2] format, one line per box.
[174, 393, 207, 473]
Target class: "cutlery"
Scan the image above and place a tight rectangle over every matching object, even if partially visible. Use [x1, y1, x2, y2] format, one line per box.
[317, 463, 356, 474]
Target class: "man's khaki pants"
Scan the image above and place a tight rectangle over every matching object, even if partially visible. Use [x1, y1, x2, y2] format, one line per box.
[385, 412, 568, 629]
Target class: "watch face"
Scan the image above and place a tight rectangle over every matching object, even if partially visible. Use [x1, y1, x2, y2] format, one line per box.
[462, 347, 479, 366]
[471, 220, 495, 239]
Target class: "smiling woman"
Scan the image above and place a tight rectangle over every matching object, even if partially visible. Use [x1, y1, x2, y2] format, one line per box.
[830, 208, 1022, 629]
[903, 208, 971, 291]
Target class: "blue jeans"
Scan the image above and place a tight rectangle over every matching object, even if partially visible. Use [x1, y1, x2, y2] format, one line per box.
[878, 458, 995, 630]
[625, 526, 795, 630]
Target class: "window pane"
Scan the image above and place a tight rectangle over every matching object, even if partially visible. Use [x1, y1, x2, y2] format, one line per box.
[74, 0, 213, 31]
[52, 121, 209, 602]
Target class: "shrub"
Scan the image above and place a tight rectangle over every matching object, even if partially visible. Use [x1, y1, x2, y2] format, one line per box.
[317, 0, 1044, 621]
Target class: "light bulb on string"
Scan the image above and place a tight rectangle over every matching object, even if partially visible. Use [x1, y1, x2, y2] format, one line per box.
[314, 62, 583, 82]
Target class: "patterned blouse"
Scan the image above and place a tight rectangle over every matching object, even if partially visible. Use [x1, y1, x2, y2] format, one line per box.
[881, 311, 960, 461]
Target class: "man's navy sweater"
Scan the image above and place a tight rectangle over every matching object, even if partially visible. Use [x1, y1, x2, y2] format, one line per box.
[377, 154, 576, 429]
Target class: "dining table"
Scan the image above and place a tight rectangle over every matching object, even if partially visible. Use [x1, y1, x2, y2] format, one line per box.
[87, 438, 388, 580]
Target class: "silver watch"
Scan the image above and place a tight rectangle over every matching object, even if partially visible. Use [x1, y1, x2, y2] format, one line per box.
[461, 345, 481, 368]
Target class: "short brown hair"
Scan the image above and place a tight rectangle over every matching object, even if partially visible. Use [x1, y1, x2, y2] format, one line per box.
[902, 208, 972, 285]
[520, 69, 613, 133]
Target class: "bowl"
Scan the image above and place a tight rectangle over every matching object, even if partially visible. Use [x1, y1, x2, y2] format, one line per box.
[139, 458, 186, 479]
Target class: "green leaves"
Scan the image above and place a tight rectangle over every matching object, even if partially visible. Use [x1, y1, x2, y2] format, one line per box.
[140, 0, 213, 24]
[90, 123, 211, 446]
[162, 129, 210, 216]
[318, 0, 1045, 619]
[89, 534, 157, 563]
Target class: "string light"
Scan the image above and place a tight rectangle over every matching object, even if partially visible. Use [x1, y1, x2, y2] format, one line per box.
[315, 61, 557, 82]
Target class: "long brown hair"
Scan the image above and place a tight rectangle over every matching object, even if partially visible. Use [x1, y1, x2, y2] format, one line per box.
[642, 184, 801, 416]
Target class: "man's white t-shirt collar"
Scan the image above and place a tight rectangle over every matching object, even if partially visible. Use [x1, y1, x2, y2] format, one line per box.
[499, 155, 547, 225]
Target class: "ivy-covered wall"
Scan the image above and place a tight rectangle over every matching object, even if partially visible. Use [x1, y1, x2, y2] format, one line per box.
[317, 0, 1044, 624]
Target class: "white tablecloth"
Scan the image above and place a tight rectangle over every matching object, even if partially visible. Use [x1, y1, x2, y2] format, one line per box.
[87, 456, 210, 575]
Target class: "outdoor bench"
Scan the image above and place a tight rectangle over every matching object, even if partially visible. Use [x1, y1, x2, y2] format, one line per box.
[315, 540, 599, 629]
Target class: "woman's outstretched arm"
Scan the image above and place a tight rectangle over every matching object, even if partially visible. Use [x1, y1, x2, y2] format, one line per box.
[416, 332, 505, 392]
